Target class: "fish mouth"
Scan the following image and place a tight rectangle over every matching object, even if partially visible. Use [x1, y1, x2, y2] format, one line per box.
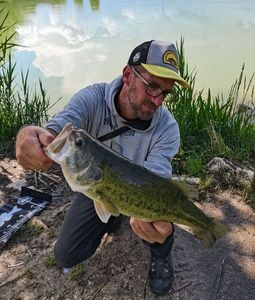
[69, 127, 82, 142]
[45, 123, 73, 153]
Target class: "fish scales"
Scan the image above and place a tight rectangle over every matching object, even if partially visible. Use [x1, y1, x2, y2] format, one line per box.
[97, 164, 211, 227]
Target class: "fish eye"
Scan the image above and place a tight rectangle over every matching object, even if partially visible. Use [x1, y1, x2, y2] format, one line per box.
[75, 138, 83, 147]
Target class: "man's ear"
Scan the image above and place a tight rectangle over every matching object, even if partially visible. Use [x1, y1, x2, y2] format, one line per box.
[122, 65, 133, 85]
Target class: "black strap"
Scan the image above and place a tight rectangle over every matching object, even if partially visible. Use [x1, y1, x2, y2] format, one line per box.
[97, 126, 130, 142]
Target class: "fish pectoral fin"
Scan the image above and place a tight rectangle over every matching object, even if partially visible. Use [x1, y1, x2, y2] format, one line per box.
[94, 198, 120, 223]
[94, 202, 112, 223]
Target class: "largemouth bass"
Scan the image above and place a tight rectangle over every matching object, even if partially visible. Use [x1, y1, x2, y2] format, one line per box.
[45, 124, 230, 247]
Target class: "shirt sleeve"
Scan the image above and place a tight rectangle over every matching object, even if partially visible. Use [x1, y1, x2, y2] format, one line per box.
[143, 113, 180, 179]
[46, 83, 104, 133]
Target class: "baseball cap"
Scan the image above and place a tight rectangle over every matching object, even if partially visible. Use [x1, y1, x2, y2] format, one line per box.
[127, 40, 189, 88]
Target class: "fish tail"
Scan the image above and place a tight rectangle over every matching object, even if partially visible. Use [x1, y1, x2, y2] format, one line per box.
[193, 220, 230, 248]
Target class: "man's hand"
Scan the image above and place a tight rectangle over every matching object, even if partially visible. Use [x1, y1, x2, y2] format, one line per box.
[16, 125, 57, 171]
[130, 217, 173, 244]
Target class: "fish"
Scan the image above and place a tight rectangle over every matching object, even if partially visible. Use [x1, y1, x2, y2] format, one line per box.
[45, 123, 230, 247]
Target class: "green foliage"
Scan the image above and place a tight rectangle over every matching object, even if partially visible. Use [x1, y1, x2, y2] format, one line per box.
[0, 9, 53, 146]
[70, 263, 86, 282]
[185, 153, 203, 177]
[19, 220, 45, 237]
[45, 255, 57, 267]
[167, 37, 255, 175]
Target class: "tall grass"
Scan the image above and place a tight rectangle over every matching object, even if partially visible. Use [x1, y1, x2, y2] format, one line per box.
[167, 38, 255, 175]
[0, 9, 53, 148]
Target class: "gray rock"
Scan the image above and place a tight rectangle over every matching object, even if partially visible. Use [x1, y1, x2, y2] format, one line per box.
[206, 157, 255, 188]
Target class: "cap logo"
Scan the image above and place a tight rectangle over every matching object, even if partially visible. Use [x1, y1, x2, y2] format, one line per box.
[163, 51, 178, 70]
[133, 51, 141, 63]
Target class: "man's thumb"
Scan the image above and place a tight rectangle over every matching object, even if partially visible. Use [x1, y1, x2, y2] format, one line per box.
[38, 129, 56, 147]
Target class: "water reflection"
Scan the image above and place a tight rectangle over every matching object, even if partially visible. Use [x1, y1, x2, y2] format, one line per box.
[2, 0, 255, 113]
[89, 0, 99, 10]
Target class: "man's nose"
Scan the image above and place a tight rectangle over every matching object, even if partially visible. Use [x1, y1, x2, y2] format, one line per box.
[150, 95, 164, 107]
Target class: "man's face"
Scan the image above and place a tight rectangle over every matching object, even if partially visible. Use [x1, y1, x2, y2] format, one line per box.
[126, 67, 175, 120]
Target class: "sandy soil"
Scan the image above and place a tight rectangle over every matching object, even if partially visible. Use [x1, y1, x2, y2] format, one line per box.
[0, 158, 255, 300]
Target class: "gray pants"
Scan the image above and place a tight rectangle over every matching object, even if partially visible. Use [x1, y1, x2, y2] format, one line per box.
[54, 193, 174, 268]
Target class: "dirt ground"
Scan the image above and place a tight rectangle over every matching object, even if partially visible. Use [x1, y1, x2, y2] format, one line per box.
[0, 158, 255, 300]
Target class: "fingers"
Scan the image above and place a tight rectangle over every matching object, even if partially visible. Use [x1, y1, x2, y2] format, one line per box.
[16, 126, 56, 171]
[152, 221, 173, 237]
[130, 218, 173, 244]
[130, 218, 156, 243]
[38, 129, 56, 147]
[18, 142, 53, 170]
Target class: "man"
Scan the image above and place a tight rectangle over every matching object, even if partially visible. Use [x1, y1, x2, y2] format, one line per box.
[16, 40, 189, 296]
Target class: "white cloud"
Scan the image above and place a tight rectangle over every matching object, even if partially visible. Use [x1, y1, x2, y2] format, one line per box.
[102, 17, 119, 35]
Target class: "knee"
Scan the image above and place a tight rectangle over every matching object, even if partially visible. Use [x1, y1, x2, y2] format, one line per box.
[54, 239, 99, 268]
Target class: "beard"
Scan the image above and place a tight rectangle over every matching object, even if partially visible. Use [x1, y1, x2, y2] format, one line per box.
[127, 86, 157, 121]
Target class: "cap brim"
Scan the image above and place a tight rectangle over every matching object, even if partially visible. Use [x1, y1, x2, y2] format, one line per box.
[141, 63, 190, 88]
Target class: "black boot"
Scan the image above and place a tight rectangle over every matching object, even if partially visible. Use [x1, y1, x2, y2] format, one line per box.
[149, 254, 173, 295]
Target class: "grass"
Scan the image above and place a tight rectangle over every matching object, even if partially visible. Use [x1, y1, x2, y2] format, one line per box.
[70, 263, 86, 282]
[166, 38, 255, 176]
[19, 219, 45, 237]
[0, 9, 56, 149]
[45, 255, 58, 268]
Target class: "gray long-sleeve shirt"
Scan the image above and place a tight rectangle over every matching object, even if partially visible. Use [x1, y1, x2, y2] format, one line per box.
[46, 76, 180, 178]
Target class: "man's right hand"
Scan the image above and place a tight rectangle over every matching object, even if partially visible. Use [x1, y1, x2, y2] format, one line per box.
[16, 125, 57, 171]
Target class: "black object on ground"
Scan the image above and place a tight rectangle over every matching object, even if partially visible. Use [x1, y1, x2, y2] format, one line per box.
[0, 187, 52, 250]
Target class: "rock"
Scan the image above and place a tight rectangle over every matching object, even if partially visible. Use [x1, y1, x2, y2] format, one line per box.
[172, 175, 200, 186]
[206, 157, 255, 188]
[237, 103, 255, 124]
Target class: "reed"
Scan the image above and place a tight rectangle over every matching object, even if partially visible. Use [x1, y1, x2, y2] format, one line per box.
[166, 38, 255, 175]
[0, 9, 53, 148]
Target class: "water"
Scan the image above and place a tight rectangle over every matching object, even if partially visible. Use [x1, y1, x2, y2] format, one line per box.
[3, 0, 255, 114]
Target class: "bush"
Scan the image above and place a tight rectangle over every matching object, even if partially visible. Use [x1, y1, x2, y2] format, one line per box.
[166, 38, 255, 175]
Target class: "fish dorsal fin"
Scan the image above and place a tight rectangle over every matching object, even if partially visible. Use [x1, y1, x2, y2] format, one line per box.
[94, 201, 112, 223]
[173, 180, 199, 201]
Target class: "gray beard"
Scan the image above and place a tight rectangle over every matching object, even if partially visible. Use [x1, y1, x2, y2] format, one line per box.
[127, 88, 156, 121]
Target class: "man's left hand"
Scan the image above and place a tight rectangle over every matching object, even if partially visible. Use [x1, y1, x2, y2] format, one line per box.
[130, 217, 173, 244]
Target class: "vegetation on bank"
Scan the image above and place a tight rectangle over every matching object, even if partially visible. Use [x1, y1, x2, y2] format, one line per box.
[167, 38, 255, 176]
[0, 9, 53, 149]
[1, 10, 255, 181]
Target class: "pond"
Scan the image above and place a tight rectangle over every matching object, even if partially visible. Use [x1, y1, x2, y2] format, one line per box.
[3, 0, 255, 114]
